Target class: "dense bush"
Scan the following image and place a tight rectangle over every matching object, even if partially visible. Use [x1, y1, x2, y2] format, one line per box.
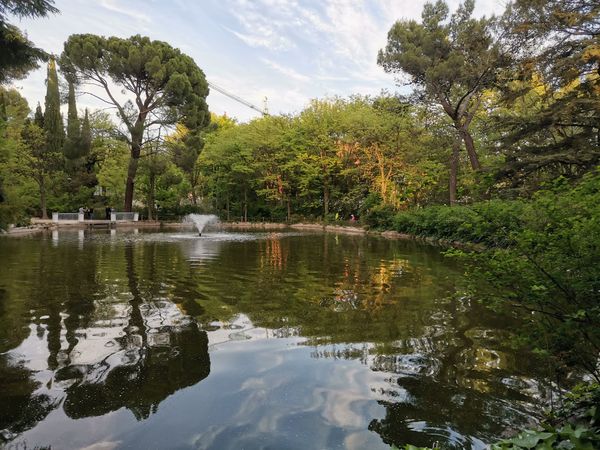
[456, 172, 600, 380]
[389, 200, 525, 246]
[361, 202, 396, 229]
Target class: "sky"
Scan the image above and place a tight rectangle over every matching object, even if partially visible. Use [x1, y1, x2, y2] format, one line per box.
[11, 0, 507, 123]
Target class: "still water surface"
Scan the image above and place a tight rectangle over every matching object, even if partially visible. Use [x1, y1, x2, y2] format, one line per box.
[0, 230, 548, 449]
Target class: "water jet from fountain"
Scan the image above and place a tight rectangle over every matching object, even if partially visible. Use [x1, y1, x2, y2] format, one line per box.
[183, 214, 219, 236]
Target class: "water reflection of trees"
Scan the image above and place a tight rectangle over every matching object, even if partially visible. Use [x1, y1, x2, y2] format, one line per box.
[307, 300, 546, 449]
[0, 236, 210, 436]
[177, 233, 549, 447]
[0, 232, 550, 449]
[192, 234, 449, 344]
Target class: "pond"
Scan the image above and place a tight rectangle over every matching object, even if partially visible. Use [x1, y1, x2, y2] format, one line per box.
[0, 229, 548, 449]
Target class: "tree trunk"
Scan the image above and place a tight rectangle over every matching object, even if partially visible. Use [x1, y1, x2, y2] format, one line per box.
[287, 197, 291, 222]
[147, 173, 155, 221]
[449, 141, 460, 206]
[226, 196, 230, 221]
[457, 124, 481, 170]
[323, 183, 330, 217]
[40, 177, 48, 219]
[124, 130, 143, 212]
[243, 188, 248, 222]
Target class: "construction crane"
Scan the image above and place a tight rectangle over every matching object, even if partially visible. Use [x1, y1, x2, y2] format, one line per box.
[208, 81, 269, 116]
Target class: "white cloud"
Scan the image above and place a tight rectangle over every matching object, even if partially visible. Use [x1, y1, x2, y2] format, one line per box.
[227, 28, 294, 51]
[98, 0, 152, 24]
[261, 58, 310, 82]
[13, 0, 508, 123]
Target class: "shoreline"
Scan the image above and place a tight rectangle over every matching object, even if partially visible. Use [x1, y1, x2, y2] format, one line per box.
[3, 219, 481, 250]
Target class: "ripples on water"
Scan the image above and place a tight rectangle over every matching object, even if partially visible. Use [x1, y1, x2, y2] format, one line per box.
[0, 229, 549, 449]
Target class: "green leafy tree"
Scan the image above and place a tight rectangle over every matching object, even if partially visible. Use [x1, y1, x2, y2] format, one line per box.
[378, 0, 506, 172]
[80, 109, 91, 155]
[0, 0, 58, 83]
[199, 121, 255, 220]
[297, 99, 345, 218]
[495, 0, 600, 186]
[90, 111, 129, 208]
[61, 78, 94, 207]
[18, 117, 62, 220]
[166, 124, 206, 205]
[0, 87, 31, 228]
[139, 137, 170, 220]
[60, 34, 211, 211]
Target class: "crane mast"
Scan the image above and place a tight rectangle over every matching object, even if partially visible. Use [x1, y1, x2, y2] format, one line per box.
[207, 81, 268, 116]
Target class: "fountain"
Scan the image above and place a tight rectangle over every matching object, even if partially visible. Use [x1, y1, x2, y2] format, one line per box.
[183, 214, 219, 236]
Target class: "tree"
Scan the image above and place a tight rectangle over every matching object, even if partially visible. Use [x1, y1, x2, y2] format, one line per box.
[63, 80, 81, 160]
[60, 34, 211, 211]
[297, 99, 345, 218]
[19, 116, 62, 221]
[80, 109, 91, 155]
[140, 143, 168, 221]
[199, 122, 255, 221]
[167, 124, 204, 205]
[378, 0, 506, 173]
[29, 58, 64, 219]
[43, 58, 63, 155]
[0, 86, 30, 228]
[494, 0, 600, 187]
[246, 115, 297, 221]
[0, 0, 58, 83]
[62, 78, 94, 205]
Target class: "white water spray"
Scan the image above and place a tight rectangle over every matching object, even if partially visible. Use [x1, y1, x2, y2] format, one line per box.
[183, 214, 219, 236]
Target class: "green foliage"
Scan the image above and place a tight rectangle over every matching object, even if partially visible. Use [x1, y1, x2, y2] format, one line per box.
[362, 202, 396, 229]
[378, 0, 507, 172]
[491, 384, 600, 449]
[495, 0, 600, 188]
[390, 199, 525, 246]
[491, 425, 599, 449]
[461, 172, 600, 379]
[361, 171, 600, 380]
[63, 80, 81, 159]
[43, 58, 64, 154]
[0, 1, 57, 83]
[198, 96, 444, 222]
[60, 33, 210, 210]
[0, 0, 58, 21]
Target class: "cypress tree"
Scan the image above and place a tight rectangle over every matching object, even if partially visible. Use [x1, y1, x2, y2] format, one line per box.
[63, 79, 80, 159]
[34, 103, 44, 128]
[43, 58, 63, 153]
[80, 108, 91, 156]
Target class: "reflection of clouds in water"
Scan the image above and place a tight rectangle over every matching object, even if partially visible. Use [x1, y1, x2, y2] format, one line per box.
[315, 366, 377, 429]
[186, 339, 389, 450]
[7, 324, 51, 373]
[79, 440, 121, 450]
